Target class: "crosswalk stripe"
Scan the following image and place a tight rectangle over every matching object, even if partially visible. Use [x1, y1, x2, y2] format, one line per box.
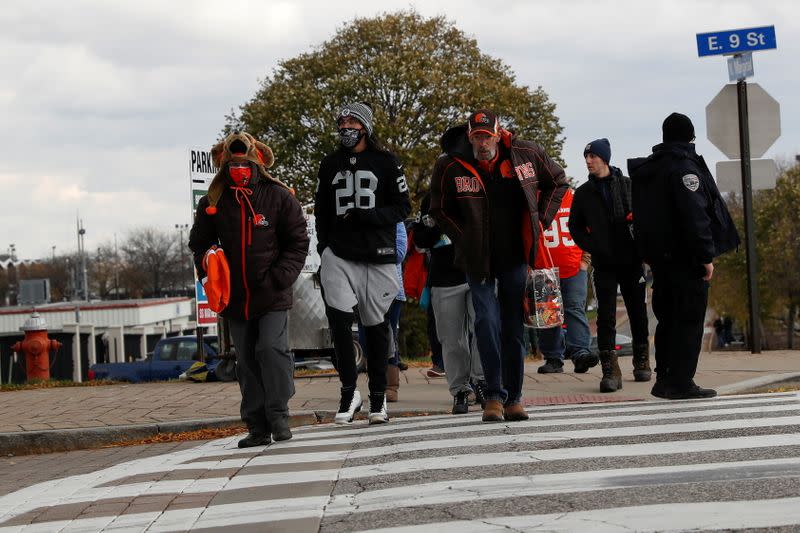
[1, 393, 798, 532]
[268, 401, 800, 449]
[358, 496, 800, 533]
[334, 433, 800, 481]
[240, 415, 800, 465]
[326, 457, 800, 516]
[290, 394, 799, 441]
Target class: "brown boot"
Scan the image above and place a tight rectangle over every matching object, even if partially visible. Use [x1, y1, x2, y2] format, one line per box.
[482, 400, 504, 422]
[385, 364, 400, 403]
[599, 349, 622, 392]
[503, 402, 529, 421]
[632, 342, 652, 382]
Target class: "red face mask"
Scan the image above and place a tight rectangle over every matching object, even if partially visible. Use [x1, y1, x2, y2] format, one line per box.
[229, 164, 251, 186]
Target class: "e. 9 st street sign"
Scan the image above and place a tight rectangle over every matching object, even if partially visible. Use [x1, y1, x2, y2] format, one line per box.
[697, 25, 776, 57]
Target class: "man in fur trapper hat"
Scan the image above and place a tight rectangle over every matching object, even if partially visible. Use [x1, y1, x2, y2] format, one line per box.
[189, 131, 309, 448]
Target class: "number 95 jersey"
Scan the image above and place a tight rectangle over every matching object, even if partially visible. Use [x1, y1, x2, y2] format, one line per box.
[536, 188, 584, 278]
[314, 149, 411, 264]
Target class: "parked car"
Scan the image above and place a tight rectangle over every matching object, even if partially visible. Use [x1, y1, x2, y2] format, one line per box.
[589, 333, 634, 357]
[89, 335, 233, 383]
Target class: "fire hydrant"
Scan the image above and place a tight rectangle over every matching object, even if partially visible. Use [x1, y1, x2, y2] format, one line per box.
[11, 312, 61, 381]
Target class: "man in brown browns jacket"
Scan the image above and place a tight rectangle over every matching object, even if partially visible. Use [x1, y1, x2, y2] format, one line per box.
[189, 131, 309, 447]
[430, 109, 568, 423]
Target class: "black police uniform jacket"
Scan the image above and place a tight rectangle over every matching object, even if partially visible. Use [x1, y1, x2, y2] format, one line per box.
[189, 164, 310, 321]
[429, 125, 568, 279]
[627, 142, 740, 268]
[314, 148, 411, 264]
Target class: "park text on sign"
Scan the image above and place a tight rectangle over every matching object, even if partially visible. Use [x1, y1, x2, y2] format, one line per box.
[696, 26, 776, 57]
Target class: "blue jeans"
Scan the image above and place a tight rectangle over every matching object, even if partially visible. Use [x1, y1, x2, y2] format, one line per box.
[537, 269, 591, 361]
[467, 263, 527, 405]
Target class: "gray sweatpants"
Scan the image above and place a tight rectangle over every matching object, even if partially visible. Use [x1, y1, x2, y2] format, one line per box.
[229, 311, 295, 435]
[431, 283, 484, 395]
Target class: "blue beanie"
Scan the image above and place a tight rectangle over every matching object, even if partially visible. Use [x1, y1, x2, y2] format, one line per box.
[583, 138, 611, 164]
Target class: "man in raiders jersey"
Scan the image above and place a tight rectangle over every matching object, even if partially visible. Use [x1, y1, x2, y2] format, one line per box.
[315, 102, 411, 424]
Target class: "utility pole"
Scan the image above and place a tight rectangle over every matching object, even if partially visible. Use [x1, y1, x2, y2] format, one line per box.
[175, 223, 189, 295]
[76, 216, 89, 301]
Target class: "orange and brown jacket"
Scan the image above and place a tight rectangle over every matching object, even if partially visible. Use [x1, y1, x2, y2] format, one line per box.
[430, 124, 569, 279]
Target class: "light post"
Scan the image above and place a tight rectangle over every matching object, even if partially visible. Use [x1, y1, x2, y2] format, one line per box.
[175, 224, 189, 295]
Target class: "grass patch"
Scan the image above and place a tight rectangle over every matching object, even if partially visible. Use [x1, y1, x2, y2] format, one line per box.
[0, 379, 120, 392]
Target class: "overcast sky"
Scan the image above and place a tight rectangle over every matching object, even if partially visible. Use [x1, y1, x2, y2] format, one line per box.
[1, 0, 798, 261]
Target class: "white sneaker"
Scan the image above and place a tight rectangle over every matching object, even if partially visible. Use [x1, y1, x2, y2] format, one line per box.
[334, 389, 362, 424]
[368, 395, 389, 425]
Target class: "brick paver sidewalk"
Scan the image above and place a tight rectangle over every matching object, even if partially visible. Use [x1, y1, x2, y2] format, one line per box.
[0, 350, 797, 454]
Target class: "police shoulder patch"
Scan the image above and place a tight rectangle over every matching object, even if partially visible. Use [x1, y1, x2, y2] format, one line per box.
[682, 174, 700, 192]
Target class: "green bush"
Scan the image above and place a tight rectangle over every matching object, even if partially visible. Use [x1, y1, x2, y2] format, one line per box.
[398, 301, 431, 360]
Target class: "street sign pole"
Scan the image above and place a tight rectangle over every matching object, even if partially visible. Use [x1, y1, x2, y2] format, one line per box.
[736, 80, 761, 353]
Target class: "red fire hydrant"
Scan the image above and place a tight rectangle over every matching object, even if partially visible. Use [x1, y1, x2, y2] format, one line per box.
[11, 312, 61, 382]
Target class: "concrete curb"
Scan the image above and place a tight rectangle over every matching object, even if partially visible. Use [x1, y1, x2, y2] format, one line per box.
[0, 408, 451, 457]
[717, 372, 800, 395]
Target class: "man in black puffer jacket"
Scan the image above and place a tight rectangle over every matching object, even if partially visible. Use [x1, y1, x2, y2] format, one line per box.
[190, 131, 309, 447]
[569, 139, 650, 393]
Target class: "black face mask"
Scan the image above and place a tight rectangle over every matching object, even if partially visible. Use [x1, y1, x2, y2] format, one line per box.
[339, 128, 364, 148]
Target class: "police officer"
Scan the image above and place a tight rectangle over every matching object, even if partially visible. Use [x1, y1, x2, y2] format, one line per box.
[628, 113, 740, 400]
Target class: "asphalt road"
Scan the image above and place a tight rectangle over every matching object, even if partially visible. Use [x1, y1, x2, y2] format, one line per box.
[1, 392, 799, 531]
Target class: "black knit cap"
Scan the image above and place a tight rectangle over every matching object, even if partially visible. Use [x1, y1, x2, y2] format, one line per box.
[583, 138, 611, 164]
[662, 112, 695, 143]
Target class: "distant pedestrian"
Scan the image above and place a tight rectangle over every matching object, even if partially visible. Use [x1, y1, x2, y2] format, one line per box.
[415, 192, 485, 414]
[569, 138, 650, 393]
[189, 131, 309, 447]
[535, 187, 594, 374]
[314, 102, 411, 424]
[628, 112, 740, 399]
[430, 108, 568, 422]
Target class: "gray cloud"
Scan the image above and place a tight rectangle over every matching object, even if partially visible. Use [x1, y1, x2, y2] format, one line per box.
[1, 0, 798, 259]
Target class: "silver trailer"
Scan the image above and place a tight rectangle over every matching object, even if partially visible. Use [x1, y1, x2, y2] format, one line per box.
[289, 211, 364, 370]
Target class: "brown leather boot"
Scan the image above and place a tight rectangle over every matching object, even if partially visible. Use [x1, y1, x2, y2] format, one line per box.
[632, 342, 652, 382]
[482, 399, 504, 422]
[503, 402, 529, 421]
[599, 349, 623, 392]
[385, 364, 400, 402]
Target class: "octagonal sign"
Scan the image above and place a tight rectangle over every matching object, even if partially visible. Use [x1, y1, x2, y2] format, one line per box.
[706, 83, 780, 159]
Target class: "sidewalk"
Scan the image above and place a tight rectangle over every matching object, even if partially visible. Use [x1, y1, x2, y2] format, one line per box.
[1, 350, 798, 455]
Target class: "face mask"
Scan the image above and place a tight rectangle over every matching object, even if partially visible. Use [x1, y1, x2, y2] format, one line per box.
[339, 127, 364, 148]
[229, 164, 251, 186]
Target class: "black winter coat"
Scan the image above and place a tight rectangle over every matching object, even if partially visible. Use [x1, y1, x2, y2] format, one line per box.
[413, 193, 466, 288]
[568, 167, 639, 269]
[430, 125, 568, 278]
[189, 164, 310, 321]
[627, 142, 740, 268]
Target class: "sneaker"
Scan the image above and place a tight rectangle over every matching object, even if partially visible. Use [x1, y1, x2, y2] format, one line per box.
[452, 391, 470, 415]
[237, 433, 271, 448]
[472, 380, 487, 409]
[368, 393, 389, 424]
[572, 353, 599, 373]
[426, 365, 446, 378]
[537, 359, 564, 374]
[334, 388, 362, 424]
